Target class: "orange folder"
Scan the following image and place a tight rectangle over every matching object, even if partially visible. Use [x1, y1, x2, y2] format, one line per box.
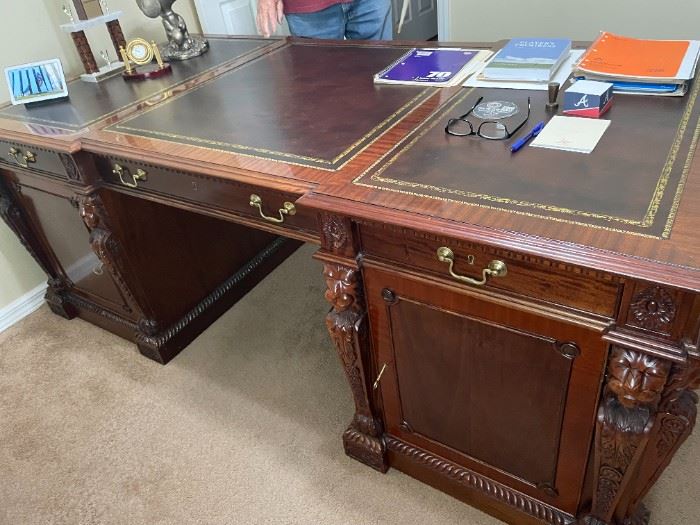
[578, 32, 690, 79]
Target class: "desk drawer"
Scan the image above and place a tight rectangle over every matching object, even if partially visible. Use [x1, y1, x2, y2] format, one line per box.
[0, 140, 72, 179]
[96, 156, 317, 235]
[359, 223, 621, 317]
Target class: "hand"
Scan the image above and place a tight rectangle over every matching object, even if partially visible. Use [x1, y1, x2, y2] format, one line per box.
[256, 0, 284, 38]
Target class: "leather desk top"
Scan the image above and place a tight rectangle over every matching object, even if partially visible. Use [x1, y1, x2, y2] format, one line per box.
[0, 37, 276, 147]
[102, 42, 431, 171]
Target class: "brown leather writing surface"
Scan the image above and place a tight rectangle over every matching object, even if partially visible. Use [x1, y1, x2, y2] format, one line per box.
[353, 82, 700, 239]
[0, 39, 272, 130]
[104, 43, 434, 170]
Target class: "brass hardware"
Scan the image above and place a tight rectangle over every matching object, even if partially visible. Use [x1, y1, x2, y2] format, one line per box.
[557, 342, 581, 360]
[8, 147, 36, 168]
[436, 247, 507, 286]
[249, 194, 296, 224]
[113, 163, 148, 188]
[381, 288, 396, 304]
[373, 363, 388, 390]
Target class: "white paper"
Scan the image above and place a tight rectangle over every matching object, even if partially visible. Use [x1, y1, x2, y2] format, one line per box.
[462, 50, 584, 90]
[530, 116, 611, 154]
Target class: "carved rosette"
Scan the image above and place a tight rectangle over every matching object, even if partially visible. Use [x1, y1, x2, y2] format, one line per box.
[319, 213, 353, 257]
[323, 262, 387, 472]
[628, 286, 676, 334]
[582, 347, 671, 525]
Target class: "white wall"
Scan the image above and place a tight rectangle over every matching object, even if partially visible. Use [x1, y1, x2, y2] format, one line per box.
[0, 0, 201, 313]
[444, 0, 700, 42]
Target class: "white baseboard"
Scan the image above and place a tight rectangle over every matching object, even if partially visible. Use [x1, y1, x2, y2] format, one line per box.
[0, 283, 48, 334]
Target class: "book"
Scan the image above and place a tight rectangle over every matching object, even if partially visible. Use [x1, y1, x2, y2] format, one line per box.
[374, 48, 491, 87]
[479, 38, 572, 83]
[530, 116, 611, 154]
[575, 32, 700, 82]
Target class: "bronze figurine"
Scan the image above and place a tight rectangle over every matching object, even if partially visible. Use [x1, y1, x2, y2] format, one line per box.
[135, 0, 208, 61]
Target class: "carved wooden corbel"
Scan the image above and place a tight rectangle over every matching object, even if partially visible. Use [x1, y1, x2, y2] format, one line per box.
[78, 193, 147, 321]
[318, 213, 387, 472]
[580, 347, 672, 525]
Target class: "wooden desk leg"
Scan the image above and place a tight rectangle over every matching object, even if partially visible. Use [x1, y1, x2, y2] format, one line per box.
[0, 176, 76, 319]
[316, 213, 388, 473]
[322, 262, 387, 472]
[580, 346, 673, 525]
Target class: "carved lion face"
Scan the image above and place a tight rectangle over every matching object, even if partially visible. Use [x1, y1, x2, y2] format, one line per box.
[607, 349, 669, 408]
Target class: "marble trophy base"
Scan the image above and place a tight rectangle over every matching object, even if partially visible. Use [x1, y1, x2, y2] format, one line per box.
[159, 35, 209, 61]
[80, 61, 125, 83]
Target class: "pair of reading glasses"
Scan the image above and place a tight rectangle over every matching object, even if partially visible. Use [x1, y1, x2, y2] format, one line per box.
[445, 96, 531, 140]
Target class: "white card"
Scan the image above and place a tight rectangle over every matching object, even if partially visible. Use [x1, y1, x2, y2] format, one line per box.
[530, 116, 611, 154]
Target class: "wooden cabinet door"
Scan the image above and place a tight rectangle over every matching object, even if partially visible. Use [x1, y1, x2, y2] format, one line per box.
[364, 264, 609, 514]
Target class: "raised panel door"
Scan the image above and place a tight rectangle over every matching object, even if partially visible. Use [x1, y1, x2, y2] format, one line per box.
[363, 263, 609, 513]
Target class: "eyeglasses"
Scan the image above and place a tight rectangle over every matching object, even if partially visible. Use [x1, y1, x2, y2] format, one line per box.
[445, 96, 531, 140]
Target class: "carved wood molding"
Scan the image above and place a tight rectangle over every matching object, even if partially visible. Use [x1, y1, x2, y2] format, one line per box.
[386, 437, 575, 525]
[63, 292, 138, 331]
[323, 261, 387, 473]
[583, 347, 672, 525]
[136, 237, 288, 350]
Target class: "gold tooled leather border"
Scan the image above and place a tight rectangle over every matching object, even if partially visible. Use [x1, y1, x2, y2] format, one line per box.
[353, 79, 700, 239]
[103, 44, 435, 171]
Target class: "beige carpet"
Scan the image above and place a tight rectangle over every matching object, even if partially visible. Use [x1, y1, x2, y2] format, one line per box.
[0, 244, 697, 525]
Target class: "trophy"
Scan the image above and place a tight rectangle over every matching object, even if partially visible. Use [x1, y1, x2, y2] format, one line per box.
[60, 1, 127, 82]
[135, 0, 209, 61]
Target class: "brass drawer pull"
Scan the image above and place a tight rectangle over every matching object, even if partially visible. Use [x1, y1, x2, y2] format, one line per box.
[249, 194, 296, 224]
[112, 163, 148, 188]
[8, 147, 36, 168]
[436, 247, 507, 286]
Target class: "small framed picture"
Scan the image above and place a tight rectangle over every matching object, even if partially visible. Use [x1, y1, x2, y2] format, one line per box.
[4, 59, 68, 106]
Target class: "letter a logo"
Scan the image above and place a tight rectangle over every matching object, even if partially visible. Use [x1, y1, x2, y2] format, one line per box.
[574, 94, 589, 108]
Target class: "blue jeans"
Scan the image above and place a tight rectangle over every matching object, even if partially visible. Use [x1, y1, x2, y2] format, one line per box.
[286, 0, 393, 40]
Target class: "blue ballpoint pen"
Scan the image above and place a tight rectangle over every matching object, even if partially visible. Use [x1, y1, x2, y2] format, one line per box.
[510, 121, 545, 153]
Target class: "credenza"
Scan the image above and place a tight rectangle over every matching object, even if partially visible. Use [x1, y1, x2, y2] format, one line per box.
[1, 36, 698, 525]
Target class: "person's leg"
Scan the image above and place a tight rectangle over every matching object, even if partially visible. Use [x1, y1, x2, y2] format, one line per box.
[344, 0, 393, 40]
[285, 4, 346, 39]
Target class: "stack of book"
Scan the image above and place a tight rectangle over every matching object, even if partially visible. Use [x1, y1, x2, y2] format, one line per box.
[573, 32, 700, 96]
[374, 48, 492, 87]
[478, 38, 572, 84]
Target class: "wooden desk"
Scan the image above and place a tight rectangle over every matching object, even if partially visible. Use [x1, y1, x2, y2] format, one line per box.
[0, 36, 698, 525]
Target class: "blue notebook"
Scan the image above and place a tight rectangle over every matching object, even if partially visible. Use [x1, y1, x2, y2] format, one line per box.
[374, 48, 487, 87]
[481, 38, 572, 83]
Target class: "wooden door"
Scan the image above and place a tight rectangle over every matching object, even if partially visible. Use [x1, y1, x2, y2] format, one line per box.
[194, 0, 290, 36]
[393, 0, 438, 40]
[363, 264, 609, 514]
